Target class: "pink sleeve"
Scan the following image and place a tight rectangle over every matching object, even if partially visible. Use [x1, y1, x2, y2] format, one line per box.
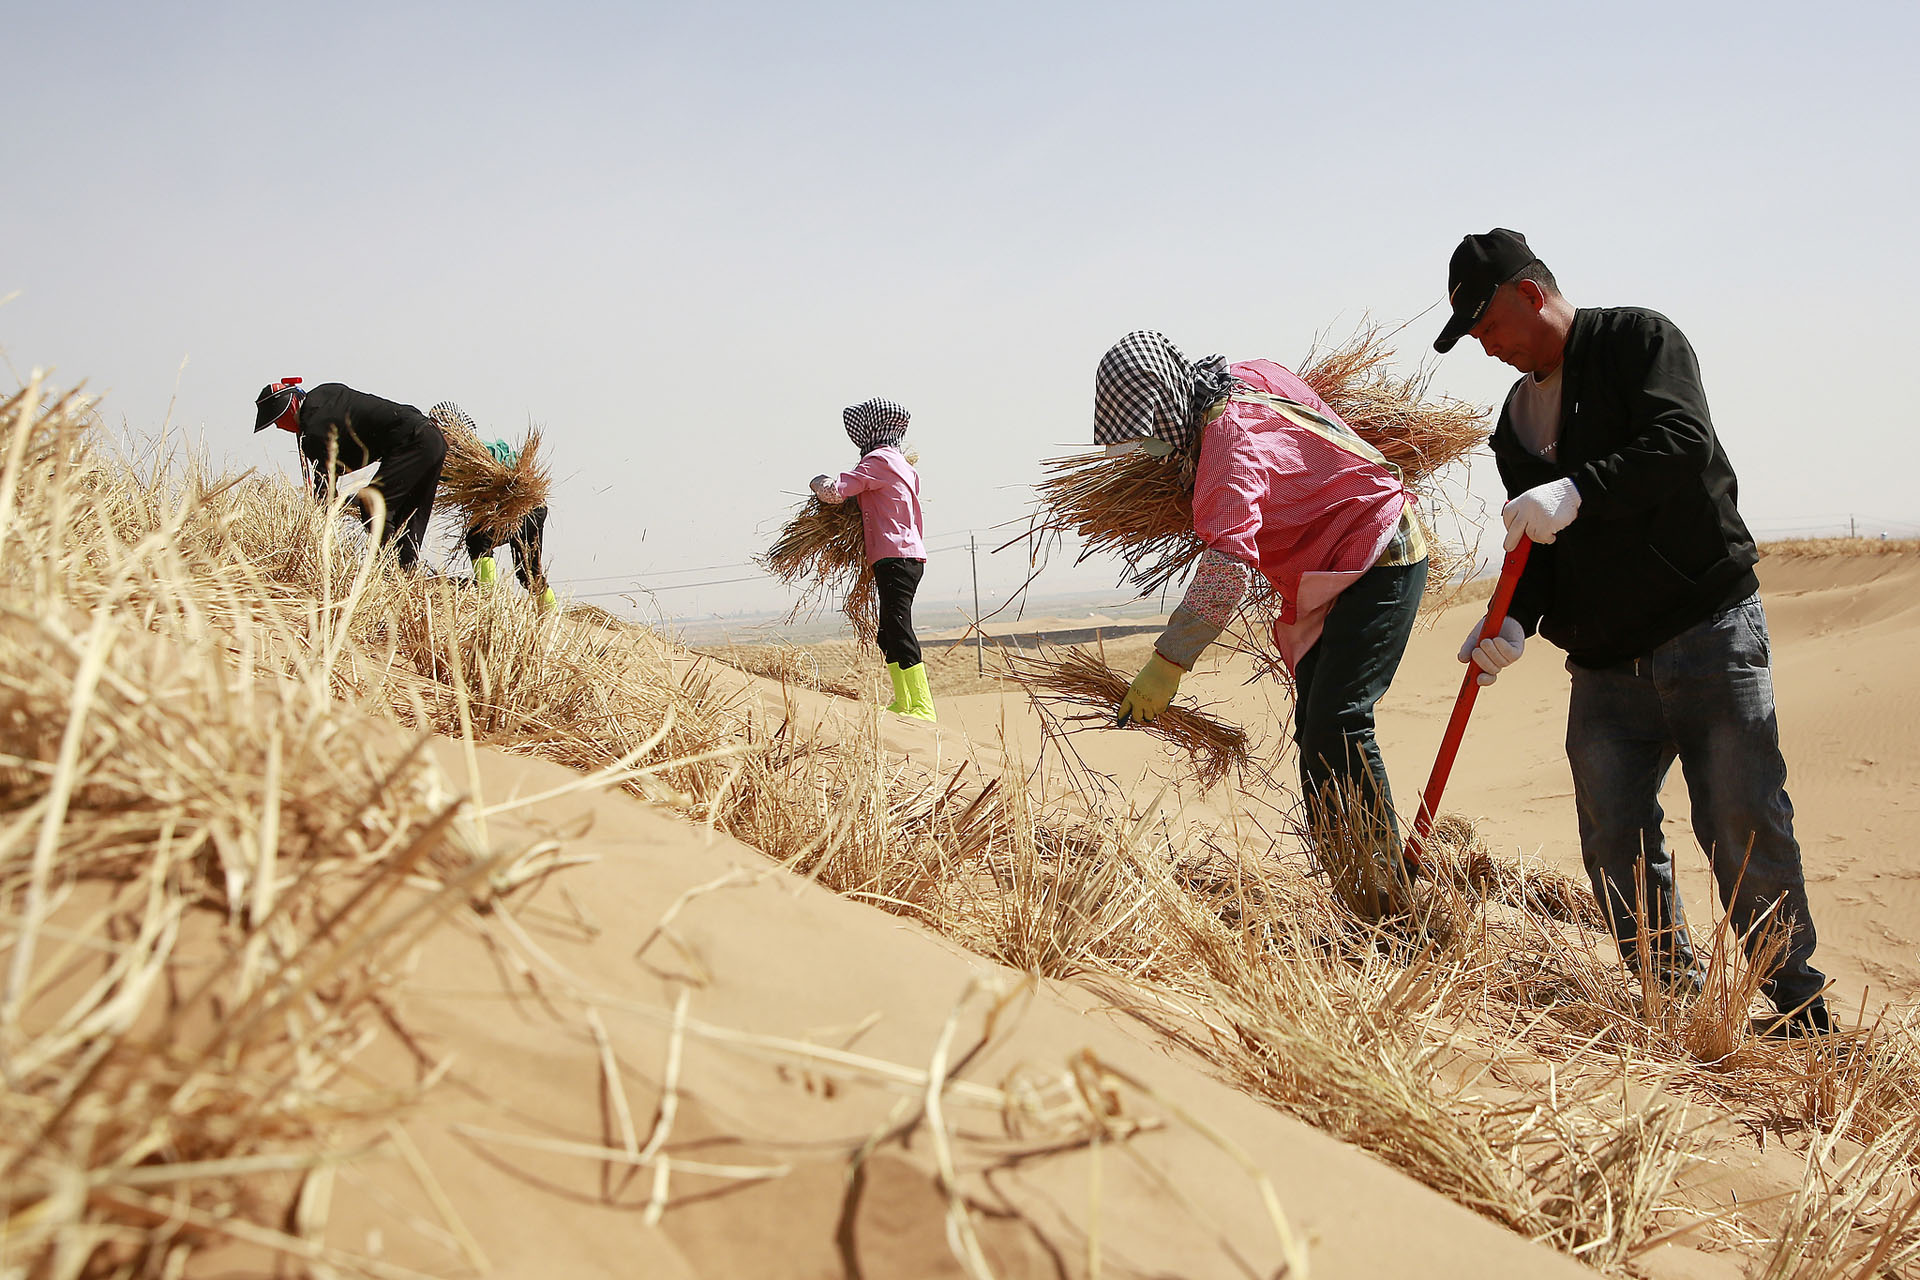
[1191, 419, 1265, 565]
[835, 454, 886, 497]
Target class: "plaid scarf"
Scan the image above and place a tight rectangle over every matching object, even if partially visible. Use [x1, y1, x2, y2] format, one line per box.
[1092, 331, 1236, 455]
[429, 401, 478, 435]
[844, 398, 910, 453]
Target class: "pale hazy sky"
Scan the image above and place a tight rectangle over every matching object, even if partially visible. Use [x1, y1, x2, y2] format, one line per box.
[6, 1, 1916, 629]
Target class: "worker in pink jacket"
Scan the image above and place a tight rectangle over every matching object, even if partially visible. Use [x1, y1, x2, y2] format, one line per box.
[811, 398, 935, 722]
[1097, 331, 1427, 899]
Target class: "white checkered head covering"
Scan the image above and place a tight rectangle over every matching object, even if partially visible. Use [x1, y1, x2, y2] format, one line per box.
[1093, 331, 1235, 456]
[844, 398, 910, 453]
[428, 401, 478, 435]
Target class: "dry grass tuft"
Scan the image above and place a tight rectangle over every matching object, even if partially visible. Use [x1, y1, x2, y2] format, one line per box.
[1004, 647, 1250, 789]
[1421, 814, 1607, 930]
[694, 641, 868, 701]
[1760, 536, 1920, 560]
[0, 377, 501, 1275]
[759, 496, 878, 645]
[430, 406, 552, 540]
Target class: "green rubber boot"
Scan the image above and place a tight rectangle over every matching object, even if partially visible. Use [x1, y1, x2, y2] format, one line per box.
[885, 662, 907, 713]
[539, 586, 558, 612]
[473, 555, 499, 587]
[899, 662, 937, 723]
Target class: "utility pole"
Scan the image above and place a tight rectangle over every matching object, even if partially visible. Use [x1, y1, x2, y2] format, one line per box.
[970, 534, 984, 676]
[1851, 514, 1857, 538]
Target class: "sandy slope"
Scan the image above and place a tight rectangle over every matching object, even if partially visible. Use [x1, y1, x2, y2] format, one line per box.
[297, 735, 1592, 1280]
[936, 547, 1920, 1017]
[197, 546, 1917, 1279]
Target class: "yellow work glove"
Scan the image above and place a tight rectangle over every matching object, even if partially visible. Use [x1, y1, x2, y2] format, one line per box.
[1117, 653, 1184, 726]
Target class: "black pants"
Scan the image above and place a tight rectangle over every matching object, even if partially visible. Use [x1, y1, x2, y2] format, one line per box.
[464, 506, 549, 591]
[340, 428, 447, 570]
[1292, 557, 1428, 854]
[873, 557, 924, 667]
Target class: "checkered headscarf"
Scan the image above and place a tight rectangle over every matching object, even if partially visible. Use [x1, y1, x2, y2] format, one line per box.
[1093, 331, 1235, 456]
[844, 398, 910, 453]
[428, 401, 478, 432]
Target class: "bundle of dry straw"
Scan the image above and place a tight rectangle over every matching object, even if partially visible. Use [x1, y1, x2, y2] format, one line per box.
[759, 495, 878, 644]
[1007, 647, 1249, 789]
[431, 405, 552, 541]
[1030, 323, 1486, 598]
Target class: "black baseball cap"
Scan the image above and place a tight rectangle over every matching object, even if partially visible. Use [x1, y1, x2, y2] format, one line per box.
[1434, 228, 1538, 353]
[253, 378, 303, 431]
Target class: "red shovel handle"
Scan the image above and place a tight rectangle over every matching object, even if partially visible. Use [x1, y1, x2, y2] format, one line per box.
[1403, 539, 1533, 872]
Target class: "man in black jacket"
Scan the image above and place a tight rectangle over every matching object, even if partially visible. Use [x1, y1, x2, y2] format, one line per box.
[254, 378, 448, 570]
[1436, 229, 1831, 1035]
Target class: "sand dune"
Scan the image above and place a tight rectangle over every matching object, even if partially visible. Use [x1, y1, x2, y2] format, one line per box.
[14, 372, 1914, 1280]
[207, 543, 1920, 1278]
[285, 728, 1594, 1279]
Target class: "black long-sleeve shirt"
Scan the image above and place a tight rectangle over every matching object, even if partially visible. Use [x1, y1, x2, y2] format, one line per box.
[1493, 307, 1759, 667]
[297, 383, 440, 493]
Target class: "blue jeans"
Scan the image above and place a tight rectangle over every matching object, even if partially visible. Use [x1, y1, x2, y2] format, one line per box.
[1566, 594, 1826, 1017]
[1293, 558, 1428, 862]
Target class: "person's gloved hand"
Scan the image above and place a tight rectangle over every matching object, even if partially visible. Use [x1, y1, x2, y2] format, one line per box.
[1117, 652, 1184, 725]
[1501, 477, 1581, 550]
[810, 474, 842, 504]
[1457, 615, 1526, 687]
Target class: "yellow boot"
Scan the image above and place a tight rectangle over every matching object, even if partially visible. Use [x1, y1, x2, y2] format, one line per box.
[899, 663, 936, 723]
[885, 662, 907, 713]
[473, 555, 499, 588]
[539, 586, 557, 612]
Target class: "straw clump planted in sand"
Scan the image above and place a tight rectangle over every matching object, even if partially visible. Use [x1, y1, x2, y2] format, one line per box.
[430, 404, 552, 541]
[758, 494, 878, 644]
[0, 381, 499, 1275]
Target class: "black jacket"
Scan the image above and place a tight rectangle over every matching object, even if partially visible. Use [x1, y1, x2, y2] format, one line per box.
[1495, 307, 1758, 667]
[297, 383, 440, 490]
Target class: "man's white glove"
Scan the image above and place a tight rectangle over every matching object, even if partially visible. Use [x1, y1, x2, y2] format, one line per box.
[1501, 477, 1581, 551]
[810, 474, 842, 504]
[1457, 616, 1526, 687]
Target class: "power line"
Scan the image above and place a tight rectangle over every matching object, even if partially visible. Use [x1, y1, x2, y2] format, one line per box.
[572, 573, 769, 600]
[564, 559, 757, 584]
[557, 531, 987, 594]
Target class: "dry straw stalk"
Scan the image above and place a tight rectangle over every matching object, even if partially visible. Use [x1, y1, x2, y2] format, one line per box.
[431, 406, 552, 542]
[1004, 647, 1250, 790]
[758, 495, 878, 644]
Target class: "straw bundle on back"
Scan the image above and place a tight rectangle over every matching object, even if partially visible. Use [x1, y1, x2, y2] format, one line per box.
[1007, 647, 1250, 789]
[431, 406, 552, 541]
[1031, 323, 1486, 600]
[1296, 327, 1485, 482]
[759, 496, 878, 644]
